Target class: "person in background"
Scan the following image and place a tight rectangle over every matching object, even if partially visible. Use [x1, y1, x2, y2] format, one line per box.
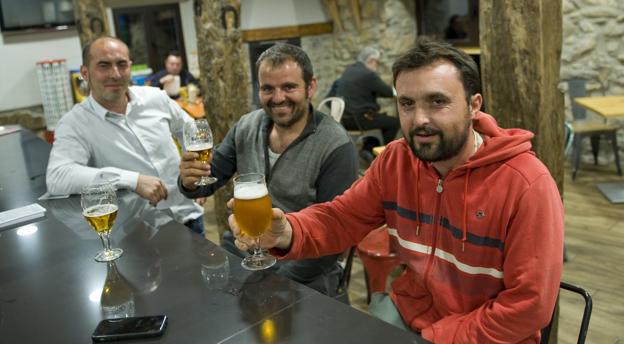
[149, 51, 200, 99]
[46, 36, 205, 235]
[179, 43, 358, 297]
[336, 46, 400, 161]
[229, 38, 564, 343]
[445, 15, 468, 40]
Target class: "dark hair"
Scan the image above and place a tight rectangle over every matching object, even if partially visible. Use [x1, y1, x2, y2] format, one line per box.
[255, 43, 313, 88]
[82, 36, 128, 66]
[392, 37, 481, 101]
[167, 50, 182, 59]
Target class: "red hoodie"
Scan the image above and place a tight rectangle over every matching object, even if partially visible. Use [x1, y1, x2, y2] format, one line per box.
[281, 112, 564, 343]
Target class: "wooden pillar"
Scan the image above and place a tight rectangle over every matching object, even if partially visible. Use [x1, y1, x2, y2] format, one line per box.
[480, 0, 564, 191]
[480, 1, 563, 342]
[194, 0, 250, 238]
[73, 0, 111, 46]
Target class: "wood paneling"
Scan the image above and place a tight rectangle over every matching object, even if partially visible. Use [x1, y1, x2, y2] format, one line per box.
[242, 22, 333, 42]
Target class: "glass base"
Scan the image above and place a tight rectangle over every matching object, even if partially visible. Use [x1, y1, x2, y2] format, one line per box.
[94, 248, 123, 262]
[195, 176, 218, 186]
[241, 253, 276, 271]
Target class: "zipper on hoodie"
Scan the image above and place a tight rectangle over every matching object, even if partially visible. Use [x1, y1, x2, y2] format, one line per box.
[415, 177, 444, 318]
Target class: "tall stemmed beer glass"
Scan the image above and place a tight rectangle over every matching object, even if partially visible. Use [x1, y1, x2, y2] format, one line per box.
[233, 173, 276, 270]
[81, 182, 123, 262]
[183, 119, 217, 185]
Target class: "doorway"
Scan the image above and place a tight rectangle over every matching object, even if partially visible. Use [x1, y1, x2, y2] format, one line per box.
[113, 4, 187, 74]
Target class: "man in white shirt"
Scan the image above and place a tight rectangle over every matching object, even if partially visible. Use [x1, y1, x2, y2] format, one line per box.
[46, 36, 204, 234]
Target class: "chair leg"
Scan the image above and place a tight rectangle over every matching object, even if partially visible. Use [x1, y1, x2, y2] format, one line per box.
[571, 136, 583, 180]
[609, 132, 622, 175]
[590, 134, 600, 165]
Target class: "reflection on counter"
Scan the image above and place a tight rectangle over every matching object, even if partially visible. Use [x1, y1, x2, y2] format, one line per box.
[239, 271, 298, 343]
[101, 261, 135, 319]
[199, 247, 230, 291]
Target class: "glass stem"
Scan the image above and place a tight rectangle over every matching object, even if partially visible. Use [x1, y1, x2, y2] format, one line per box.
[253, 237, 262, 256]
[99, 232, 112, 252]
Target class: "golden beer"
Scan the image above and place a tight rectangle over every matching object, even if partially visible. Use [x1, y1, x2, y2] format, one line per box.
[234, 183, 272, 238]
[83, 204, 118, 234]
[188, 143, 213, 164]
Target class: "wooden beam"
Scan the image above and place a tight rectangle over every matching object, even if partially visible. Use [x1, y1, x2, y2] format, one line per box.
[350, 0, 362, 32]
[194, 0, 249, 238]
[480, 0, 564, 191]
[324, 0, 343, 32]
[242, 22, 333, 42]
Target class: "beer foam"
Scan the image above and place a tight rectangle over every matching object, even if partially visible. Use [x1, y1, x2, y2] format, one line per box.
[234, 183, 268, 200]
[187, 143, 213, 151]
[83, 204, 118, 217]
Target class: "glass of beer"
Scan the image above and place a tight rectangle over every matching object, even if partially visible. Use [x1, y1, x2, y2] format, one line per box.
[81, 182, 123, 262]
[233, 173, 276, 270]
[183, 119, 217, 185]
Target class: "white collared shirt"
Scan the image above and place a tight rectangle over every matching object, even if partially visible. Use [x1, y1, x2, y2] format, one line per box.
[46, 86, 202, 223]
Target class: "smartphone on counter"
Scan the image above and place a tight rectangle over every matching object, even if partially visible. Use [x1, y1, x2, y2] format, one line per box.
[91, 315, 168, 342]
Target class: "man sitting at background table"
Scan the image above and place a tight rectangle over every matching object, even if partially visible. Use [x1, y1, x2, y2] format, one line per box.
[336, 46, 400, 161]
[178, 43, 358, 297]
[46, 36, 205, 235]
[149, 50, 200, 100]
[229, 38, 564, 343]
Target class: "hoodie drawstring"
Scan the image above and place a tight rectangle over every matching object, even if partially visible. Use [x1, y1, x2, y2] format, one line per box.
[415, 161, 421, 236]
[461, 169, 472, 252]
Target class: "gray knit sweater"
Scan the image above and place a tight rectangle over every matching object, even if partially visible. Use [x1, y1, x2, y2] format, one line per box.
[179, 106, 358, 295]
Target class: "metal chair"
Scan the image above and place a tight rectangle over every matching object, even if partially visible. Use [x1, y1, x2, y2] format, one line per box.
[356, 226, 402, 303]
[541, 281, 593, 344]
[334, 246, 356, 305]
[567, 78, 621, 179]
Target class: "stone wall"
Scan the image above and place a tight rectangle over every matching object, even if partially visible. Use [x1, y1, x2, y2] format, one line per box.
[560, 0, 624, 162]
[302, 0, 416, 113]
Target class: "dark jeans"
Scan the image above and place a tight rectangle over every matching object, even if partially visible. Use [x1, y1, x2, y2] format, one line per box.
[184, 215, 205, 235]
[342, 112, 400, 150]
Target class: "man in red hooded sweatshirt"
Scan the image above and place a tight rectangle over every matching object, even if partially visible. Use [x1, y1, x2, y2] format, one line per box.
[229, 38, 564, 343]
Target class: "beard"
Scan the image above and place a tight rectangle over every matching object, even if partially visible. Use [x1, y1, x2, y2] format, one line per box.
[262, 91, 309, 129]
[405, 113, 472, 162]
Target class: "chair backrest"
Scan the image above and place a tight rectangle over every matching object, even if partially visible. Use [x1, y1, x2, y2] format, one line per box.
[541, 281, 593, 344]
[567, 78, 588, 120]
[317, 97, 345, 123]
[564, 121, 574, 155]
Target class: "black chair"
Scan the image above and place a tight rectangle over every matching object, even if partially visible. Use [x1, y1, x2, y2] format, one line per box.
[541, 281, 593, 344]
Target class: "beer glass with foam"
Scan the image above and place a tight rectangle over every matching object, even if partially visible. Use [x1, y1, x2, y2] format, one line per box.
[233, 173, 276, 270]
[183, 119, 218, 185]
[81, 182, 123, 262]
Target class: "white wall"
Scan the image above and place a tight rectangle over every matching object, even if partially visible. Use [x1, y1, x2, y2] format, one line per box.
[0, 29, 82, 112]
[1, 0, 198, 112]
[241, 0, 328, 29]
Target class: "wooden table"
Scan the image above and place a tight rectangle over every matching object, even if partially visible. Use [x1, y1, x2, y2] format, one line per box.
[373, 145, 386, 156]
[574, 95, 624, 119]
[176, 98, 205, 119]
[459, 46, 481, 55]
[573, 96, 624, 203]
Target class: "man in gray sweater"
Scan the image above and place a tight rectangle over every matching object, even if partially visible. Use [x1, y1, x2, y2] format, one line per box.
[178, 44, 358, 297]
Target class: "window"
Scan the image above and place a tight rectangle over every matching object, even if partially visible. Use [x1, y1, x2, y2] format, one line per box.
[415, 0, 479, 47]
